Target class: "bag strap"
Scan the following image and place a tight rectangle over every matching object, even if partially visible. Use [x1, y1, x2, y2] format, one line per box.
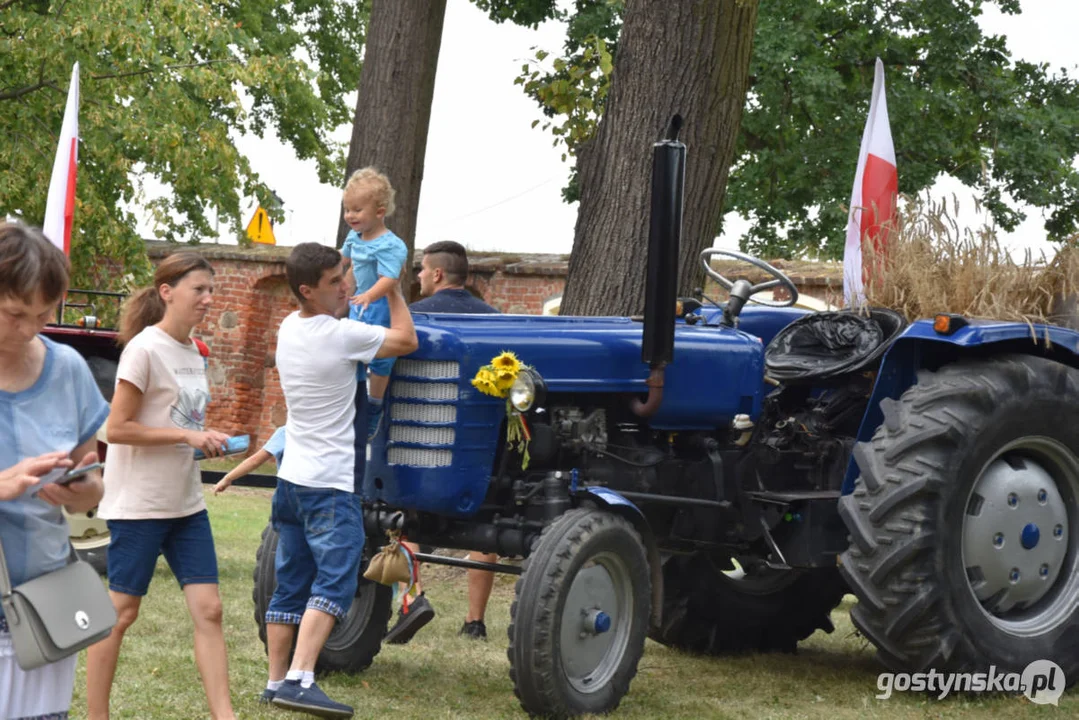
[0, 534, 15, 599]
[0, 530, 74, 601]
[398, 538, 417, 599]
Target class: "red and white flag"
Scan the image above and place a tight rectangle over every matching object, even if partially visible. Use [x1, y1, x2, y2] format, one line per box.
[843, 57, 897, 308]
[42, 62, 80, 255]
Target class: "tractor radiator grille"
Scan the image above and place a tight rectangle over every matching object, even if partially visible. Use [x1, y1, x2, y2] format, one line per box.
[390, 402, 456, 424]
[387, 360, 459, 468]
[387, 447, 453, 468]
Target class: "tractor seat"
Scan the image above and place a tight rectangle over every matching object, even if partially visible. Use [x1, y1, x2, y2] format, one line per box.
[764, 308, 907, 383]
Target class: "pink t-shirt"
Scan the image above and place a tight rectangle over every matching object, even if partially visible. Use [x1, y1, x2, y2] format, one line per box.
[99, 326, 209, 520]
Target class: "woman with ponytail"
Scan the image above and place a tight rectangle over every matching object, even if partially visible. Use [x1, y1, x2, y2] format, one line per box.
[86, 252, 236, 720]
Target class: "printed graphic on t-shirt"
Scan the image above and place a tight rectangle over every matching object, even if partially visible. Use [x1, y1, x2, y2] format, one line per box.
[170, 386, 209, 431]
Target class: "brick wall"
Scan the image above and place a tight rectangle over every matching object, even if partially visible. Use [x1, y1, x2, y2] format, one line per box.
[462, 255, 567, 314]
[147, 243, 295, 448]
[145, 244, 575, 445]
[147, 242, 840, 445]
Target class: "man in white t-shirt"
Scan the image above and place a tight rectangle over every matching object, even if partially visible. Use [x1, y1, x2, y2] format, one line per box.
[265, 242, 417, 718]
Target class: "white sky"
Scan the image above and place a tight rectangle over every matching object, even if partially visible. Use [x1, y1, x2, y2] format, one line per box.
[184, 0, 1076, 261]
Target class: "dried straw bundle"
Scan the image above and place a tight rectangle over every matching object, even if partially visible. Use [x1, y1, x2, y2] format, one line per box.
[858, 194, 1079, 329]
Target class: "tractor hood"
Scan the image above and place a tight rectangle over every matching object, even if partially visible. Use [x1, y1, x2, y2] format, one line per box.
[365, 312, 766, 517]
[406, 311, 766, 429]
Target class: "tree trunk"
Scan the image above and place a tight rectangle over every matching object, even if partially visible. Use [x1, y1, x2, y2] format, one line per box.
[336, 0, 447, 285]
[560, 0, 759, 316]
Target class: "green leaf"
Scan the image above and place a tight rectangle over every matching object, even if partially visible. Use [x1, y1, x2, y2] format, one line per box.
[0, 0, 369, 286]
[514, 0, 1079, 259]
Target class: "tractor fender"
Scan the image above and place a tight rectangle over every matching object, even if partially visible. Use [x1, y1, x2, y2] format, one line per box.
[583, 487, 664, 629]
[843, 318, 1079, 494]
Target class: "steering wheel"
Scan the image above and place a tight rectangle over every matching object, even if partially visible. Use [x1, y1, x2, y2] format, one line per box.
[699, 249, 799, 308]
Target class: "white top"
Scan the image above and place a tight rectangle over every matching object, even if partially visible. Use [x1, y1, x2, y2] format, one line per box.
[99, 326, 209, 519]
[275, 312, 385, 492]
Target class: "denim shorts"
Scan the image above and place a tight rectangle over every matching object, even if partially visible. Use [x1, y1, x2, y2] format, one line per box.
[354, 353, 395, 380]
[367, 355, 396, 377]
[106, 509, 219, 596]
[266, 480, 366, 624]
[351, 298, 395, 377]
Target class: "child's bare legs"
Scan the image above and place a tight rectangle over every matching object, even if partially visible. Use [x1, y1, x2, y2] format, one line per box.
[368, 373, 389, 403]
[367, 371, 390, 440]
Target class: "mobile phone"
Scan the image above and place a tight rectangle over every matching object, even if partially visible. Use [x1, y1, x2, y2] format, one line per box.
[194, 435, 250, 461]
[56, 462, 105, 486]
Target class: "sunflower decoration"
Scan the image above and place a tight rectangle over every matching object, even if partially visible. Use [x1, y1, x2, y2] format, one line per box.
[471, 351, 533, 469]
[471, 351, 523, 399]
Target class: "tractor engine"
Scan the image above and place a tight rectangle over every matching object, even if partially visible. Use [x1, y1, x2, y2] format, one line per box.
[746, 379, 873, 495]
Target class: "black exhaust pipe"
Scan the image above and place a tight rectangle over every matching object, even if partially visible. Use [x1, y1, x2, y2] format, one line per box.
[633, 114, 686, 418]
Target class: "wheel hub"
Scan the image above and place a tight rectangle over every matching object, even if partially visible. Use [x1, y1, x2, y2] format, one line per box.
[1020, 523, 1041, 550]
[559, 555, 632, 694]
[582, 609, 611, 635]
[963, 440, 1075, 630]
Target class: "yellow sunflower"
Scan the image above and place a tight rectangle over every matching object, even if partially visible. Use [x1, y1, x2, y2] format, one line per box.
[495, 370, 517, 392]
[471, 374, 502, 398]
[492, 351, 521, 375]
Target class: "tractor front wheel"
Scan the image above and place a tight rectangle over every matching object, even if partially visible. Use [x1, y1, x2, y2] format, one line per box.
[508, 509, 651, 718]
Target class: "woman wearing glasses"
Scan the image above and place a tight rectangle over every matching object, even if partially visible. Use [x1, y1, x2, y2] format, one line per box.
[85, 251, 236, 720]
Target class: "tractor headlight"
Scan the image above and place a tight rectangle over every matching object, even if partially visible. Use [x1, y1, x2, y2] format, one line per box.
[510, 369, 546, 412]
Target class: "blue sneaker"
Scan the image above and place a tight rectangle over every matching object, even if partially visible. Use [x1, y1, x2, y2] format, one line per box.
[258, 687, 276, 704]
[367, 400, 385, 442]
[272, 679, 354, 718]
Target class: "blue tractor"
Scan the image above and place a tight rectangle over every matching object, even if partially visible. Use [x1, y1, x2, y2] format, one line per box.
[253, 118, 1079, 717]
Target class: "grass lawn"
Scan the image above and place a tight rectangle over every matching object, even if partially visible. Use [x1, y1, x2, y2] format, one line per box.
[71, 489, 1074, 719]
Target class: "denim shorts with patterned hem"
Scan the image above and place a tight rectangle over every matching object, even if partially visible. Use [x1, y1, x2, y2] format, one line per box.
[266, 480, 365, 623]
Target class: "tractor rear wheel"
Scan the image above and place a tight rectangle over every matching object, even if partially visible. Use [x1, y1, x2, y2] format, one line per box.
[252, 523, 392, 675]
[839, 355, 1079, 686]
[649, 553, 845, 654]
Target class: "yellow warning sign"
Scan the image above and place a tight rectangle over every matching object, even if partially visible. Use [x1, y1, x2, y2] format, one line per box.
[245, 206, 276, 245]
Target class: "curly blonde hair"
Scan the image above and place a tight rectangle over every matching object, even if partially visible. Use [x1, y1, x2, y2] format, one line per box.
[344, 166, 396, 217]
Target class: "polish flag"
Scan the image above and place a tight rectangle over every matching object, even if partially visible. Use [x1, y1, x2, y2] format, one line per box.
[42, 63, 80, 255]
[843, 58, 897, 308]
